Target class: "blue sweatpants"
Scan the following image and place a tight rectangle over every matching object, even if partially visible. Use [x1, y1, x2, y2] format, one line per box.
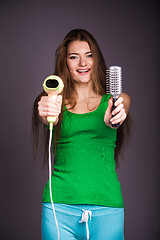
[42, 203, 124, 240]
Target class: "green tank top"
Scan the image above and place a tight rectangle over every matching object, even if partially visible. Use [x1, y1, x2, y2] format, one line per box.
[42, 94, 124, 207]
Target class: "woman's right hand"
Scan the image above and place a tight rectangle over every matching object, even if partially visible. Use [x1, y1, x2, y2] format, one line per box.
[38, 95, 62, 125]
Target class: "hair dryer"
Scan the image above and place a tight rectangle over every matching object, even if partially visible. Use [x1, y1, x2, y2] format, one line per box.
[43, 75, 64, 239]
[43, 75, 64, 129]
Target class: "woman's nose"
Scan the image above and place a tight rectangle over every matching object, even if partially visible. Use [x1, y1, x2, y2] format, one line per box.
[79, 57, 86, 66]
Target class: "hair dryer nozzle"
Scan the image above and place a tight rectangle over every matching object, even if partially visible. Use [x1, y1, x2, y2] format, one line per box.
[43, 75, 64, 95]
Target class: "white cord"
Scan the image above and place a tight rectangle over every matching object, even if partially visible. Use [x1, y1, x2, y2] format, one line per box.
[49, 123, 60, 240]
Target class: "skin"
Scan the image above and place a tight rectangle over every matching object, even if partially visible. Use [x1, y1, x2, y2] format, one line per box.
[38, 41, 131, 127]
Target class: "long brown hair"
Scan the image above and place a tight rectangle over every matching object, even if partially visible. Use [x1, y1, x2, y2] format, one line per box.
[32, 29, 132, 167]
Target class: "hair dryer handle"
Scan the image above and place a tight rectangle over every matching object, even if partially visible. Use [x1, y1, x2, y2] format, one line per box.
[47, 94, 57, 123]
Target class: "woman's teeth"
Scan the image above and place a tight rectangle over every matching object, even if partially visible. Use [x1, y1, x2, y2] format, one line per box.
[77, 69, 90, 73]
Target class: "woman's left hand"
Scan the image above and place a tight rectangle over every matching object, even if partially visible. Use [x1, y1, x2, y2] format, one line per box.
[104, 96, 127, 128]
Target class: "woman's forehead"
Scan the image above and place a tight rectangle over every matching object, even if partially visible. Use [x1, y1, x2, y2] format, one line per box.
[67, 41, 91, 54]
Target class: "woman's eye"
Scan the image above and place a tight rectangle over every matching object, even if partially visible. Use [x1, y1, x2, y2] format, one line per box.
[86, 54, 92, 58]
[69, 56, 78, 59]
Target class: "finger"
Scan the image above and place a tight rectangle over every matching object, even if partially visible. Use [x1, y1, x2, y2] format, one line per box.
[38, 98, 61, 109]
[56, 95, 62, 103]
[110, 110, 127, 125]
[38, 104, 61, 117]
[112, 103, 124, 115]
[104, 98, 113, 118]
[44, 105, 61, 113]
[40, 96, 60, 107]
[39, 109, 60, 117]
[45, 111, 60, 116]
[111, 108, 125, 121]
[114, 97, 123, 106]
[104, 98, 114, 126]
[107, 98, 113, 112]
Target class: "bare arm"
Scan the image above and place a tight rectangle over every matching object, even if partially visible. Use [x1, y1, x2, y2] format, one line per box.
[119, 92, 131, 115]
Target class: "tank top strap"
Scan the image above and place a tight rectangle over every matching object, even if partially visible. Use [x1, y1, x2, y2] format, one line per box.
[100, 94, 111, 113]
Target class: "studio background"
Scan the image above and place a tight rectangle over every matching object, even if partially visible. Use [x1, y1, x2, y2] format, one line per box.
[0, 1, 159, 239]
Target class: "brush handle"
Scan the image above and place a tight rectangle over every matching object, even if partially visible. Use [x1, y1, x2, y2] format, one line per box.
[111, 98, 120, 128]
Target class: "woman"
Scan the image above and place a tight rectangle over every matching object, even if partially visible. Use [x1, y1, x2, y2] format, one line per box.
[32, 29, 131, 240]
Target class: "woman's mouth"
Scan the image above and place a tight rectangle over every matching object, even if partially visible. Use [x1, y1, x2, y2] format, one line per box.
[77, 69, 90, 74]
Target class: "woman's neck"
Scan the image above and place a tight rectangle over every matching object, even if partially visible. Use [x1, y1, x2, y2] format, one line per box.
[74, 82, 97, 101]
[65, 82, 102, 114]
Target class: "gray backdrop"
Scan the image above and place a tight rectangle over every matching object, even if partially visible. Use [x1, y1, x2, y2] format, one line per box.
[0, 0, 159, 239]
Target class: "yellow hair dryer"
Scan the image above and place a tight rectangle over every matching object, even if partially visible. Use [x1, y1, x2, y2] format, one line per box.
[43, 75, 64, 129]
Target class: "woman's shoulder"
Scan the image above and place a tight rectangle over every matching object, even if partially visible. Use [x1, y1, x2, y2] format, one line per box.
[100, 94, 111, 110]
[101, 94, 111, 102]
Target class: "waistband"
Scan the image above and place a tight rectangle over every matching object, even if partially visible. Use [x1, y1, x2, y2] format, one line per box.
[43, 203, 124, 217]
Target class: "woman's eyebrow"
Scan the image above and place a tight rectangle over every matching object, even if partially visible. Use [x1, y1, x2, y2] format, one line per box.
[68, 51, 92, 56]
[68, 53, 79, 56]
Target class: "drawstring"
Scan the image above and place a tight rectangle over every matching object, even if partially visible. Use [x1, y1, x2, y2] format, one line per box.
[79, 209, 92, 240]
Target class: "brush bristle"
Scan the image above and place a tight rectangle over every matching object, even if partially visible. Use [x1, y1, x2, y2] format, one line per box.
[106, 66, 122, 98]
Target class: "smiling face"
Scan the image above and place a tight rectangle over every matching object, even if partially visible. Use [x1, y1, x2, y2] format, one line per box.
[66, 40, 94, 84]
